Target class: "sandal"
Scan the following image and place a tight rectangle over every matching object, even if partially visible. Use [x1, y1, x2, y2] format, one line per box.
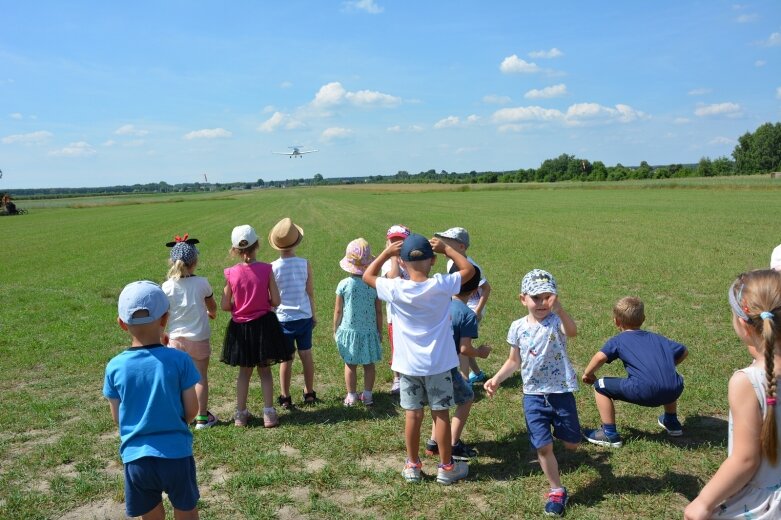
[195, 411, 218, 430]
[277, 395, 294, 410]
[303, 390, 318, 405]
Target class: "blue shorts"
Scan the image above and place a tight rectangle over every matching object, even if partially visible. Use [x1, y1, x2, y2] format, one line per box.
[523, 393, 582, 450]
[124, 456, 199, 517]
[595, 377, 683, 407]
[399, 370, 455, 411]
[451, 368, 474, 406]
[279, 318, 314, 351]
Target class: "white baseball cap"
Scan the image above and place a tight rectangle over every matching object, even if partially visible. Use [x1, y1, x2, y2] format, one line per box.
[231, 225, 258, 249]
[771, 244, 781, 271]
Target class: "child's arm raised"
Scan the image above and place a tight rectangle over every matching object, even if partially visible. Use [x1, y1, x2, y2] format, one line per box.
[582, 351, 608, 385]
[333, 294, 344, 337]
[363, 241, 403, 288]
[683, 371, 762, 520]
[484, 346, 521, 396]
[430, 237, 474, 283]
[551, 294, 577, 337]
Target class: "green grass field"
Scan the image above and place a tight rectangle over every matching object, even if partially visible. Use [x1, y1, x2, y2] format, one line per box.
[2, 180, 780, 519]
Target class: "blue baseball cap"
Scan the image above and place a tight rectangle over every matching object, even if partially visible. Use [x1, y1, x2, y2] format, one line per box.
[521, 269, 557, 295]
[400, 233, 434, 261]
[118, 281, 169, 325]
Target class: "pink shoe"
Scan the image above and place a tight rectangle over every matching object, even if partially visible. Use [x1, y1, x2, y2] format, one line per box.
[234, 409, 250, 427]
[359, 392, 374, 406]
[263, 408, 279, 428]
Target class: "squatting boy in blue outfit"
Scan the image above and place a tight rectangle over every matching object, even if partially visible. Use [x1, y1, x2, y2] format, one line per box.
[103, 281, 201, 519]
[582, 296, 688, 448]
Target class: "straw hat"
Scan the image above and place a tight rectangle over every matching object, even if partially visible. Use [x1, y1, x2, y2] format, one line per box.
[268, 218, 304, 251]
[339, 238, 375, 275]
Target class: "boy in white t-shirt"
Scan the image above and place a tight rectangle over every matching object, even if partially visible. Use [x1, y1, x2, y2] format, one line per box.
[363, 233, 474, 485]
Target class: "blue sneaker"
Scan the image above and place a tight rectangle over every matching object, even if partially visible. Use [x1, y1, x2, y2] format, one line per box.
[584, 427, 623, 448]
[468, 371, 487, 384]
[544, 488, 568, 516]
[658, 414, 683, 437]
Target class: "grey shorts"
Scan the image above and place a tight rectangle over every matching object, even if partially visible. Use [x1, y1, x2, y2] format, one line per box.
[399, 370, 455, 411]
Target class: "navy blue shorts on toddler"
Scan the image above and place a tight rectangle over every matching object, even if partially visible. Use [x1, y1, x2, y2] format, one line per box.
[595, 377, 683, 408]
[523, 393, 582, 449]
[124, 456, 199, 517]
[280, 317, 314, 351]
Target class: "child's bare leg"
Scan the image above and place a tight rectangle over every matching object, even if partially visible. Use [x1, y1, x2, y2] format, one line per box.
[537, 443, 563, 489]
[363, 363, 376, 392]
[173, 507, 200, 520]
[468, 357, 481, 374]
[431, 409, 452, 465]
[278, 359, 293, 398]
[405, 409, 424, 462]
[140, 502, 165, 520]
[451, 399, 473, 444]
[458, 355, 470, 380]
[257, 365, 274, 409]
[298, 349, 315, 394]
[193, 358, 209, 417]
[236, 367, 253, 411]
[663, 401, 678, 414]
[344, 363, 357, 394]
[594, 389, 616, 424]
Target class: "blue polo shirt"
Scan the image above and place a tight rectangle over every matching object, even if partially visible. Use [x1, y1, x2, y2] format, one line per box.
[449, 299, 478, 355]
[103, 344, 200, 463]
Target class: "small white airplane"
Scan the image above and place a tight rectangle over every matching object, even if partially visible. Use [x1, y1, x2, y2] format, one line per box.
[273, 146, 318, 158]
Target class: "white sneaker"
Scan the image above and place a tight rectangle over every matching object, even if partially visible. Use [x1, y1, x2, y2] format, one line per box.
[359, 392, 374, 406]
[390, 378, 401, 395]
[343, 393, 358, 407]
[436, 459, 468, 485]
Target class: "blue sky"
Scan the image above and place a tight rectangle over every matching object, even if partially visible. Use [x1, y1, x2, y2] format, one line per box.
[1, 1, 780, 188]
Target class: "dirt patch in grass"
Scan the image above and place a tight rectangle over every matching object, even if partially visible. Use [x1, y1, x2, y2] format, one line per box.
[280, 444, 301, 458]
[305, 457, 327, 472]
[58, 498, 126, 520]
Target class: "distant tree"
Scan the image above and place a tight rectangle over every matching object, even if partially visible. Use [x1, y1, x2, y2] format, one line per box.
[711, 156, 734, 176]
[590, 161, 608, 181]
[313, 173, 324, 185]
[256, 178, 265, 186]
[636, 161, 652, 179]
[696, 157, 713, 177]
[733, 122, 781, 174]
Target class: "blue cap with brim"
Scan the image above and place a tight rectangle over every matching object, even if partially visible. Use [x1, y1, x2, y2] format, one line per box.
[118, 281, 169, 325]
[400, 233, 434, 262]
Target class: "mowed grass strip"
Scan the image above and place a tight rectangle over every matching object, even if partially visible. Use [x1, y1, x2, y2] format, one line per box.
[1, 181, 778, 519]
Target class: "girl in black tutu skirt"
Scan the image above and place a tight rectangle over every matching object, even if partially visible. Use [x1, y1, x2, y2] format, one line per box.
[221, 225, 294, 428]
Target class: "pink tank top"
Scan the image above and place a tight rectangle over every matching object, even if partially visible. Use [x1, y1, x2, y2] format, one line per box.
[224, 262, 273, 322]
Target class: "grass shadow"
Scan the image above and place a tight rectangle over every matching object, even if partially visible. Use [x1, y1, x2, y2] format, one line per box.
[621, 414, 728, 449]
[275, 393, 401, 426]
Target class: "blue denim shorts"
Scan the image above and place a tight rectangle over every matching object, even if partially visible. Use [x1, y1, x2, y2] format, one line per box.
[399, 370, 455, 411]
[523, 393, 582, 449]
[279, 318, 314, 351]
[595, 377, 683, 407]
[451, 368, 474, 406]
[124, 456, 199, 517]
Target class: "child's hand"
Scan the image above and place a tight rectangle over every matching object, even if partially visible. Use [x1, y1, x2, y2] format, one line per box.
[384, 240, 403, 257]
[476, 344, 492, 359]
[484, 378, 499, 397]
[582, 372, 596, 385]
[208, 311, 217, 320]
[549, 294, 562, 313]
[429, 237, 447, 254]
[684, 500, 713, 520]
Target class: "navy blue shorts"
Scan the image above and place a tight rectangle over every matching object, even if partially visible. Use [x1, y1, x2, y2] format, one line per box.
[279, 318, 314, 351]
[595, 377, 683, 407]
[523, 393, 582, 449]
[124, 456, 199, 517]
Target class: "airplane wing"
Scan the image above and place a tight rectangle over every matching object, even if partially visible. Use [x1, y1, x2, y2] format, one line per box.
[272, 152, 295, 156]
[299, 150, 318, 154]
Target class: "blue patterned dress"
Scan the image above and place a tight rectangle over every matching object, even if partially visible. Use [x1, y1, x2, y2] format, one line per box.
[335, 276, 382, 365]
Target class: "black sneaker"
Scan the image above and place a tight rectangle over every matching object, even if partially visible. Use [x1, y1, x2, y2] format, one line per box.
[425, 439, 438, 456]
[584, 427, 623, 448]
[658, 414, 683, 436]
[451, 439, 477, 460]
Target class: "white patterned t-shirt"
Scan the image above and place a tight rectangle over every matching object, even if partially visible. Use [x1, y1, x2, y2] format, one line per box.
[506, 313, 579, 395]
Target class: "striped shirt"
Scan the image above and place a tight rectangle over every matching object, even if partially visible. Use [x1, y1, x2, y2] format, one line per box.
[271, 256, 312, 322]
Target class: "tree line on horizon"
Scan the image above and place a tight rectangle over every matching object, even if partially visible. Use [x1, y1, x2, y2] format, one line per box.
[6, 122, 780, 199]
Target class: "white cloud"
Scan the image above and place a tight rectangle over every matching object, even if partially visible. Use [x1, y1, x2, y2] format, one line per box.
[565, 103, 645, 124]
[346, 89, 401, 107]
[10, 112, 22, 120]
[761, 31, 781, 47]
[756, 60, 766, 67]
[466, 114, 480, 124]
[312, 82, 347, 107]
[694, 102, 742, 117]
[387, 125, 401, 132]
[493, 106, 563, 123]
[258, 111, 304, 132]
[483, 94, 511, 104]
[48, 141, 96, 157]
[777, 87, 781, 99]
[434, 116, 460, 129]
[115, 124, 149, 136]
[528, 48, 563, 59]
[343, 0, 383, 13]
[386, 124, 424, 133]
[183, 128, 232, 140]
[524, 83, 567, 99]
[321, 127, 353, 141]
[736, 13, 758, 23]
[500, 54, 540, 74]
[2, 130, 53, 144]
[688, 88, 711, 96]
[279, 81, 293, 89]
[709, 136, 736, 146]
[262, 105, 276, 113]
[674, 117, 691, 125]
[102, 140, 116, 147]
[492, 102, 646, 126]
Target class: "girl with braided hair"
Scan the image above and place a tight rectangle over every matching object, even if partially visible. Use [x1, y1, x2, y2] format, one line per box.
[685, 269, 781, 519]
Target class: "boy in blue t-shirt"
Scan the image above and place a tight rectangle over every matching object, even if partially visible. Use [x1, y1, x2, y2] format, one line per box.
[582, 296, 688, 448]
[103, 281, 201, 519]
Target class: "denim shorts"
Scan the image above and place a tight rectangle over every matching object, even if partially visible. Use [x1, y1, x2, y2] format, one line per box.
[451, 368, 474, 406]
[399, 370, 455, 411]
[279, 318, 314, 351]
[523, 393, 582, 449]
[595, 377, 683, 407]
[124, 456, 199, 517]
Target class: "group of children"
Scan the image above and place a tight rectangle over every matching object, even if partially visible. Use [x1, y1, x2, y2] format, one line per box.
[103, 224, 781, 519]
